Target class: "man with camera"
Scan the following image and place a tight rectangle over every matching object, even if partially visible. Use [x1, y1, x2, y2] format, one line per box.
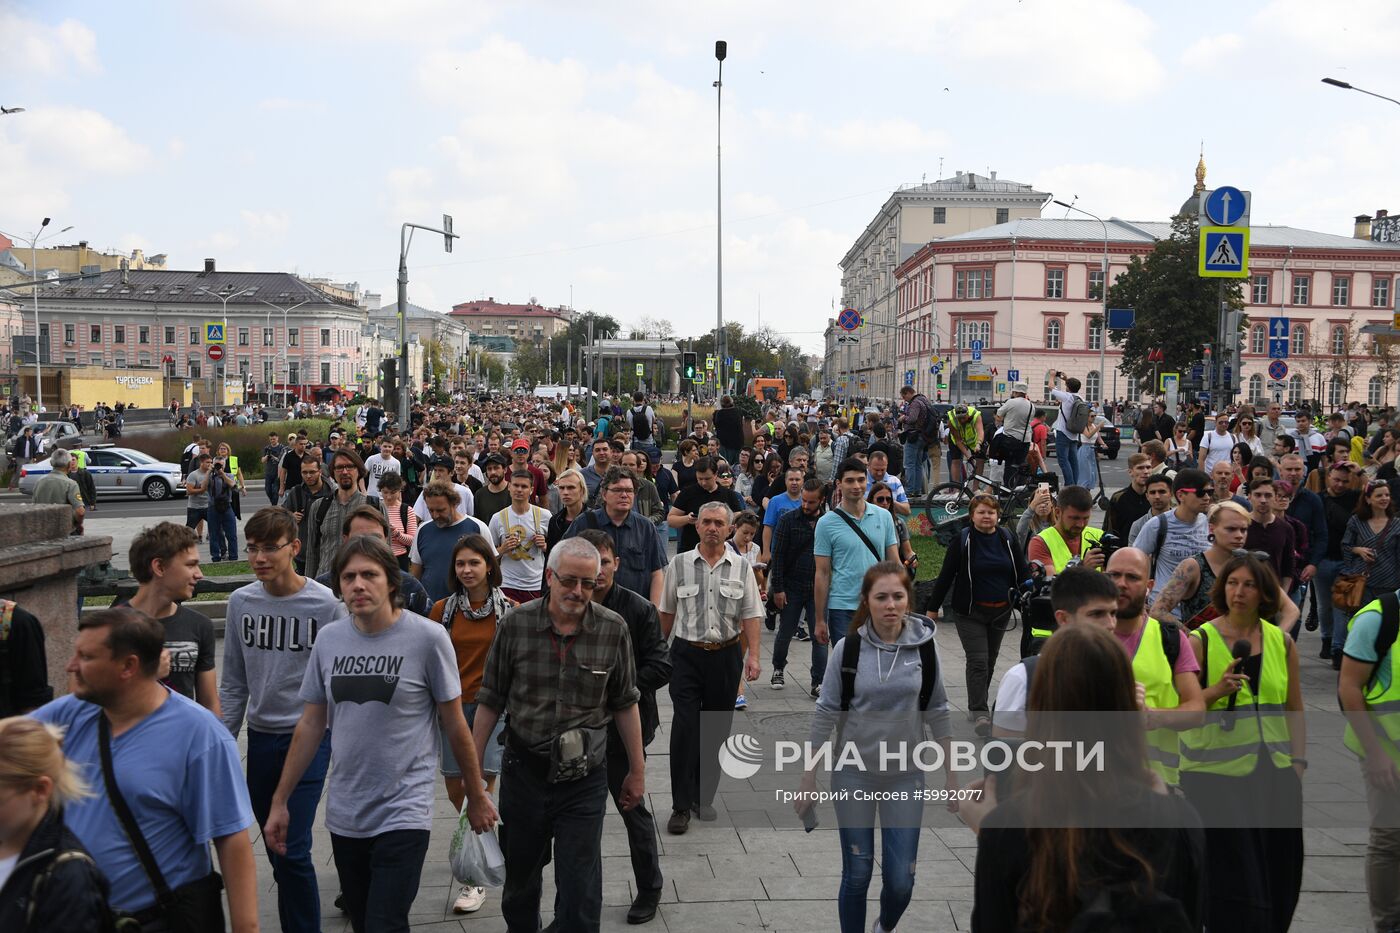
[1049, 370, 1088, 486]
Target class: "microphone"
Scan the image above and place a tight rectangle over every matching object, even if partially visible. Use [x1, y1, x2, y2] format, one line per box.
[1221, 639, 1251, 731]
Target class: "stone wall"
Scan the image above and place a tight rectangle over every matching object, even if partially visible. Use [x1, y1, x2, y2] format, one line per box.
[0, 505, 112, 697]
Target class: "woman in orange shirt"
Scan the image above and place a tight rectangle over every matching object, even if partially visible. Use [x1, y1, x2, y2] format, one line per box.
[430, 534, 515, 916]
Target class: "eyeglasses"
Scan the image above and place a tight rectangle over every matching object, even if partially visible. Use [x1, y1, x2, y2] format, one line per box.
[1177, 487, 1213, 498]
[552, 574, 597, 591]
[246, 542, 294, 557]
[873, 497, 892, 504]
[606, 486, 636, 496]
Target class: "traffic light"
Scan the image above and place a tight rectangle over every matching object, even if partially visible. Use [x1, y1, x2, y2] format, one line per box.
[380, 357, 398, 405]
[683, 351, 698, 380]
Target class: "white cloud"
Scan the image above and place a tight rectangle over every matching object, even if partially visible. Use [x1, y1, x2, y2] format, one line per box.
[1034, 162, 1181, 222]
[240, 211, 291, 237]
[0, 12, 100, 78]
[206, 0, 499, 43]
[822, 119, 947, 154]
[0, 107, 149, 219]
[1181, 34, 1242, 68]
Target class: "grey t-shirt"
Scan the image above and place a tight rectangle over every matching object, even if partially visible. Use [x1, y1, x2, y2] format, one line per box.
[186, 469, 210, 509]
[1132, 511, 1210, 601]
[300, 610, 461, 837]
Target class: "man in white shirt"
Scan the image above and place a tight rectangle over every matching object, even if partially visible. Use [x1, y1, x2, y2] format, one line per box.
[363, 439, 401, 498]
[488, 469, 551, 602]
[1196, 414, 1235, 473]
[412, 459, 474, 524]
[1289, 410, 1328, 465]
[1049, 372, 1085, 486]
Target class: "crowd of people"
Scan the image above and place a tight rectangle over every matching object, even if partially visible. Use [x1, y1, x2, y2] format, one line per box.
[2, 382, 1400, 932]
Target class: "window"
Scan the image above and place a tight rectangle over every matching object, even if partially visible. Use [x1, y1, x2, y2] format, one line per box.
[1292, 325, 1307, 355]
[288, 361, 300, 384]
[955, 268, 992, 299]
[1292, 275, 1310, 305]
[90, 325, 101, 343]
[238, 328, 249, 346]
[63, 324, 74, 343]
[1085, 370, 1101, 402]
[996, 208, 1009, 224]
[164, 325, 175, 345]
[263, 360, 274, 383]
[1046, 318, 1062, 349]
[138, 326, 149, 344]
[288, 328, 299, 347]
[1329, 375, 1344, 409]
[955, 320, 990, 350]
[1375, 277, 1392, 308]
[1251, 274, 1270, 305]
[1248, 373, 1264, 402]
[1333, 276, 1351, 306]
[320, 328, 331, 347]
[1370, 375, 1386, 407]
[1332, 325, 1348, 355]
[189, 360, 202, 378]
[189, 326, 199, 345]
[88, 353, 103, 366]
[113, 326, 125, 344]
[1088, 269, 1105, 301]
[1250, 325, 1266, 355]
[1088, 319, 1103, 351]
[933, 207, 946, 224]
[263, 327, 274, 346]
[1045, 268, 1065, 299]
[238, 358, 250, 377]
[1287, 374, 1304, 405]
[321, 362, 332, 383]
[138, 352, 151, 367]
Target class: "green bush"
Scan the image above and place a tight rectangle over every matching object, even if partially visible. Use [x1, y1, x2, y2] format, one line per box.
[115, 418, 343, 479]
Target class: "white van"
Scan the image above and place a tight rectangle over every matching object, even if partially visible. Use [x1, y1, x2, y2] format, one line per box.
[533, 384, 595, 399]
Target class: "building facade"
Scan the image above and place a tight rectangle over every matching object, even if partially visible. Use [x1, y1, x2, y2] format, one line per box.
[18, 263, 365, 409]
[372, 301, 472, 387]
[449, 298, 571, 349]
[889, 216, 1400, 408]
[836, 172, 1049, 401]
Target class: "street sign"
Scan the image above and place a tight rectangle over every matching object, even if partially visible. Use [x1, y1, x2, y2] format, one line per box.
[204, 322, 225, 343]
[971, 340, 983, 362]
[1202, 186, 1250, 227]
[1267, 316, 1290, 360]
[705, 357, 715, 370]
[1007, 369, 1020, 383]
[966, 362, 992, 381]
[1268, 359, 1289, 381]
[1106, 308, 1135, 330]
[1191, 364, 1205, 380]
[904, 370, 915, 387]
[930, 356, 942, 366]
[1394, 310, 1400, 330]
[635, 363, 644, 376]
[996, 381, 1007, 396]
[837, 308, 862, 331]
[1199, 226, 1250, 277]
[207, 344, 225, 362]
[724, 357, 732, 367]
[930, 364, 942, 375]
[1160, 372, 1179, 393]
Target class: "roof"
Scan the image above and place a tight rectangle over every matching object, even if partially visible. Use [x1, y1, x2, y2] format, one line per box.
[895, 172, 1047, 197]
[935, 217, 1400, 252]
[450, 299, 568, 319]
[375, 301, 447, 320]
[15, 269, 357, 306]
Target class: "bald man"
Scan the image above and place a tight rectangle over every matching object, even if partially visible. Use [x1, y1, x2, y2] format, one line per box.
[1103, 547, 1206, 784]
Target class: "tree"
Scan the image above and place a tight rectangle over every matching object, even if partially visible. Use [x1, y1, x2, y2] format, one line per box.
[628, 315, 674, 340]
[1107, 212, 1244, 391]
[421, 337, 452, 387]
[1330, 313, 1369, 405]
[1375, 332, 1400, 408]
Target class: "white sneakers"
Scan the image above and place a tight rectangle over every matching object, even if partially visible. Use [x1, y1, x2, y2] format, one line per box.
[453, 885, 486, 914]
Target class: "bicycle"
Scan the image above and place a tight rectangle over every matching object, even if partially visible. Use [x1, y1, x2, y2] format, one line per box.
[922, 459, 1041, 542]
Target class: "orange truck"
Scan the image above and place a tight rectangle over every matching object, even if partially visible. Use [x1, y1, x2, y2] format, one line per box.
[745, 377, 787, 402]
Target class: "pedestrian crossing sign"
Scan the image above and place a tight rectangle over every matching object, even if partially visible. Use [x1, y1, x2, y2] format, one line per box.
[1198, 226, 1249, 278]
[204, 322, 225, 343]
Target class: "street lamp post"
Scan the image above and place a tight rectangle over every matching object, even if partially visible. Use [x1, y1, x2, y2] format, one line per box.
[195, 286, 256, 409]
[714, 40, 727, 395]
[1053, 200, 1110, 403]
[0, 218, 74, 413]
[397, 216, 457, 427]
[1322, 77, 1400, 107]
[256, 298, 314, 409]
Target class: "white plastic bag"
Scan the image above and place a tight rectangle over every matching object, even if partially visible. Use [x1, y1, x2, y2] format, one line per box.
[449, 805, 506, 887]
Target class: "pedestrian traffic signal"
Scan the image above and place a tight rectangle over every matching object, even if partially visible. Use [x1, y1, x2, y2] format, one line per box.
[683, 352, 698, 380]
[380, 358, 398, 406]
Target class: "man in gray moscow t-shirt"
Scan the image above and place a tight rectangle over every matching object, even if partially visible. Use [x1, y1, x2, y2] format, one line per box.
[299, 608, 461, 837]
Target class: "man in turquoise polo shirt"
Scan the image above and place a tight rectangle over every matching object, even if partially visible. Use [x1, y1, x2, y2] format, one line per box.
[812, 457, 900, 671]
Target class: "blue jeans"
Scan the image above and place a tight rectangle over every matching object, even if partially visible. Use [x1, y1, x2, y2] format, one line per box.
[330, 829, 431, 933]
[1078, 442, 1098, 489]
[827, 608, 855, 648]
[902, 439, 927, 496]
[208, 505, 238, 560]
[1314, 558, 1344, 652]
[1056, 431, 1081, 487]
[264, 474, 280, 506]
[772, 593, 825, 685]
[831, 771, 924, 933]
[246, 729, 330, 933]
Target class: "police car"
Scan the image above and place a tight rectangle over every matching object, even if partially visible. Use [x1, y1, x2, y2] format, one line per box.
[18, 444, 186, 501]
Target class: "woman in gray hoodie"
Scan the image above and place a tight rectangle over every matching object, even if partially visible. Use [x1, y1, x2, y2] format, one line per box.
[796, 561, 956, 933]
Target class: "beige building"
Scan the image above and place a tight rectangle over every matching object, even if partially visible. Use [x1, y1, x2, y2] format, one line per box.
[23, 242, 166, 276]
[836, 171, 1049, 401]
[449, 297, 570, 349]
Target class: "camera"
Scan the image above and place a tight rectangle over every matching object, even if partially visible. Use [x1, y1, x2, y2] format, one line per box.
[1088, 533, 1123, 562]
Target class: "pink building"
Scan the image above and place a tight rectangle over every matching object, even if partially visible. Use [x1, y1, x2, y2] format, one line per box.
[893, 216, 1400, 408]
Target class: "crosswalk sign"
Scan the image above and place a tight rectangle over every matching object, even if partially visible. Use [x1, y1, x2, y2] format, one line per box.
[1198, 226, 1249, 278]
[204, 322, 225, 343]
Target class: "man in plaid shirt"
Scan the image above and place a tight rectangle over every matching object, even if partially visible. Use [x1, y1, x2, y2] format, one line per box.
[768, 479, 826, 696]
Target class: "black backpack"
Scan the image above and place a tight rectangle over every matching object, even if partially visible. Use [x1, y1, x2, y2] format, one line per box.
[209, 470, 232, 513]
[630, 405, 653, 441]
[839, 615, 940, 711]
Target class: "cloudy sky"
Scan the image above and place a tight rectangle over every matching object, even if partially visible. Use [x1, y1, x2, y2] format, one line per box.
[3, 0, 1398, 353]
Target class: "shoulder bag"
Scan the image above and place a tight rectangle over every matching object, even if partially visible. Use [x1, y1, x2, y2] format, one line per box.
[98, 715, 226, 932]
[832, 507, 884, 561]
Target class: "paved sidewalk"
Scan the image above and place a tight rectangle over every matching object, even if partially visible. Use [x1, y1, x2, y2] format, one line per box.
[231, 610, 1372, 932]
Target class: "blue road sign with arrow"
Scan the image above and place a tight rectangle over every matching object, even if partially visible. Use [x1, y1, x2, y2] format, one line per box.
[1204, 186, 1249, 226]
[1268, 316, 1290, 359]
[970, 339, 982, 362]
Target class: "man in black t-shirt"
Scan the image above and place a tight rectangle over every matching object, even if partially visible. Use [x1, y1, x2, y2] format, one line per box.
[712, 396, 750, 464]
[122, 523, 218, 710]
[262, 431, 287, 505]
[667, 456, 746, 553]
[277, 434, 310, 499]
